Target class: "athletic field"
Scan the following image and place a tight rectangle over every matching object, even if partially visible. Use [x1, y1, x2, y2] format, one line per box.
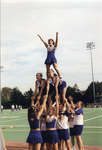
[1, 108, 102, 146]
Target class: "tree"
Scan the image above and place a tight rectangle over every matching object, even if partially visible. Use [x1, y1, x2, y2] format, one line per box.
[66, 85, 83, 103]
[10, 87, 24, 106]
[1, 87, 12, 108]
[23, 88, 33, 107]
[84, 81, 102, 103]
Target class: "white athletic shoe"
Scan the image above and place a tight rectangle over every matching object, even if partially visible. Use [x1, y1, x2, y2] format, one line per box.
[71, 146, 76, 150]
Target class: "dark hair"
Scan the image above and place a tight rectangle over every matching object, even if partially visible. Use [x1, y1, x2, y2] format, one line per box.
[36, 73, 43, 78]
[48, 39, 55, 45]
[28, 106, 35, 120]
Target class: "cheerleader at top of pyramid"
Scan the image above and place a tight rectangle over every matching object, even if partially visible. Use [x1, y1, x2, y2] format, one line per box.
[37, 32, 61, 79]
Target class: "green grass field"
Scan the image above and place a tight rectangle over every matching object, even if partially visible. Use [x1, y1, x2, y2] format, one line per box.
[0, 108, 102, 146]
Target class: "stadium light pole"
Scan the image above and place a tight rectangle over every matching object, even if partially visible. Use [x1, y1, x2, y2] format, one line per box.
[86, 42, 96, 103]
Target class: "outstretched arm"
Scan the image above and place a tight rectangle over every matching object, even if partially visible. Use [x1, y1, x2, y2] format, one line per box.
[68, 96, 75, 109]
[37, 34, 48, 48]
[55, 79, 59, 118]
[37, 80, 49, 119]
[54, 32, 58, 48]
[31, 81, 38, 106]
[37, 80, 45, 101]
[64, 99, 75, 114]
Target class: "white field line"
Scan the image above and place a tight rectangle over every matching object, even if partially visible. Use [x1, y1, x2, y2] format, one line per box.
[1, 125, 102, 129]
[1, 118, 26, 123]
[83, 132, 102, 134]
[1, 125, 29, 127]
[84, 126, 102, 128]
[2, 116, 19, 119]
[2, 130, 102, 134]
[2, 130, 28, 132]
[2, 111, 27, 115]
[84, 115, 102, 122]
[2, 124, 102, 128]
[1, 112, 27, 115]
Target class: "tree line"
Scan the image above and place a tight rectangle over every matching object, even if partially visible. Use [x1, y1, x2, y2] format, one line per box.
[1, 81, 102, 109]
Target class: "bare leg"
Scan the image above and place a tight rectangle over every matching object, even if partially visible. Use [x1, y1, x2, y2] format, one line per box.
[71, 136, 75, 147]
[65, 140, 71, 150]
[46, 64, 50, 78]
[76, 136, 84, 150]
[53, 63, 61, 78]
[28, 143, 34, 150]
[62, 88, 67, 102]
[34, 143, 41, 150]
[41, 143, 47, 150]
[62, 140, 66, 150]
[53, 143, 58, 150]
[47, 143, 53, 150]
[58, 141, 62, 150]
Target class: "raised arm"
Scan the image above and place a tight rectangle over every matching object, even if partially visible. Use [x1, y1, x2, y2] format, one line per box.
[68, 96, 75, 109]
[54, 32, 58, 48]
[31, 81, 38, 106]
[37, 80, 49, 119]
[37, 80, 46, 101]
[55, 78, 59, 118]
[37, 34, 48, 48]
[64, 98, 70, 112]
[64, 99, 75, 114]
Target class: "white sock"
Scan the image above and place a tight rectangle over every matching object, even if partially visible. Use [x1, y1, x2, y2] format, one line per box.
[72, 146, 76, 150]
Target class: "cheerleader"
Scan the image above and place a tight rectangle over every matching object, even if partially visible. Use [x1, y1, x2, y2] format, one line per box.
[37, 33, 61, 78]
[40, 110, 47, 150]
[48, 69, 67, 104]
[46, 79, 59, 150]
[69, 96, 84, 150]
[57, 99, 73, 150]
[73, 101, 84, 150]
[31, 73, 46, 106]
[68, 96, 76, 150]
[26, 81, 49, 150]
[69, 114, 75, 150]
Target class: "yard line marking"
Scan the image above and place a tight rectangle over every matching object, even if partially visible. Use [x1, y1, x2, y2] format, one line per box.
[1, 125, 29, 127]
[83, 132, 102, 134]
[1, 125, 102, 129]
[84, 115, 102, 122]
[2, 130, 102, 134]
[1, 118, 26, 123]
[84, 126, 102, 128]
[2, 116, 19, 119]
[2, 130, 28, 132]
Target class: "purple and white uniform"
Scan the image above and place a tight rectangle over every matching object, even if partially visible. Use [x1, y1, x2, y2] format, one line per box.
[73, 108, 84, 136]
[56, 112, 70, 140]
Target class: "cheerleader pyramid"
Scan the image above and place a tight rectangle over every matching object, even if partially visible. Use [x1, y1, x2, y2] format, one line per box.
[26, 33, 84, 150]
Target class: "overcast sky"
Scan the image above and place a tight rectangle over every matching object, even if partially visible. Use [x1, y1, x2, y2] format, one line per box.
[1, 0, 102, 92]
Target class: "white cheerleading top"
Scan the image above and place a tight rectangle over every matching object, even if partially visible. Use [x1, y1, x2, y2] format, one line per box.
[47, 45, 55, 51]
[56, 115, 69, 129]
[40, 121, 46, 131]
[46, 115, 57, 122]
[69, 115, 74, 128]
[74, 108, 84, 125]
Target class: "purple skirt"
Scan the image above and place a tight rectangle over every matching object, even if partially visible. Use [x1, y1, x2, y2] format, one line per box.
[45, 52, 57, 65]
[58, 81, 67, 94]
[57, 129, 70, 140]
[46, 130, 59, 144]
[26, 130, 43, 144]
[70, 128, 75, 136]
[41, 131, 47, 143]
[73, 125, 83, 136]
